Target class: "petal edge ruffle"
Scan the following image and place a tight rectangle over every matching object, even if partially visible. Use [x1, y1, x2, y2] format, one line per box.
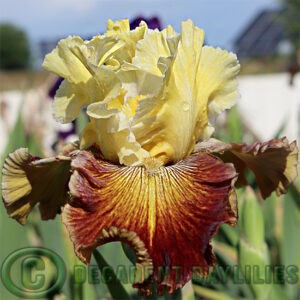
[194, 137, 298, 199]
[1, 148, 72, 224]
[62, 150, 237, 294]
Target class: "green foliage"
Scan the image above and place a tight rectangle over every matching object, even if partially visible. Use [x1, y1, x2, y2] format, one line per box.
[0, 23, 30, 70]
[76, 110, 89, 136]
[0, 111, 29, 300]
[281, 190, 300, 299]
[93, 249, 131, 300]
[215, 106, 244, 143]
[238, 188, 271, 299]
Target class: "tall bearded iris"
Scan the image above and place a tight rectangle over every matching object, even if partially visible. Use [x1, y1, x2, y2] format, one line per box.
[1, 19, 298, 295]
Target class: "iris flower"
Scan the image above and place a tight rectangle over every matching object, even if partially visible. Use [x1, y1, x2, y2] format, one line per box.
[1, 19, 298, 295]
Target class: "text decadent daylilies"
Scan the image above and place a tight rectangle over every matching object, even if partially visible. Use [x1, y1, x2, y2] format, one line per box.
[1, 19, 298, 295]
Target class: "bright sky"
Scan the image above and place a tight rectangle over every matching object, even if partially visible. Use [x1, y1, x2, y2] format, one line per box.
[1, 0, 279, 50]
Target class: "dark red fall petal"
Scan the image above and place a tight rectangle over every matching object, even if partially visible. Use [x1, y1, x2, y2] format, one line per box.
[62, 151, 237, 295]
[194, 137, 298, 199]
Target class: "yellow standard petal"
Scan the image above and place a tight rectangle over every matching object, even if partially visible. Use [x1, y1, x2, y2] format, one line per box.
[42, 36, 91, 84]
[105, 18, 148, 64]
[196, 46, 240, 139]
[42, 35, 124, 123]
[125, 20, 240, 165]
[43, 19, 240, 167]
[127, 20, 205, 164]
[85, 89, 150, 166]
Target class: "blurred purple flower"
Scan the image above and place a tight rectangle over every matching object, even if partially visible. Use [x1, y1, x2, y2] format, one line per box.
[130, 16, 162, 30]
[48, 77, 63, 99]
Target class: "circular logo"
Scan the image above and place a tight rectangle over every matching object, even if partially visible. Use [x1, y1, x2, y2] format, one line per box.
[1, 247, 66, 298]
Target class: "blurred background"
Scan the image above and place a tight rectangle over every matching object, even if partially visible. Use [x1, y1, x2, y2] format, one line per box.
[0, 0, 299, 299]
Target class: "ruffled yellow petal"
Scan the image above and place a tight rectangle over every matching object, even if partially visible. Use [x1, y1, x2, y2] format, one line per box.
[118, 64, 163, 99]
[42, 36, 90, 84]
[132, 30, 173, 76]
[125, 20, 239, 165]
[128, 20, 205, 164]
[84, 35, 126, 67]
[105, 18, 148, 64]
[53, 80, 86, 123]
[52, 67, 121, 123]
[106, 18, 130, 33]
[93, 118, 150, 166]
[42, 19, 240, 166]
[43, 35, 124, 81]
[80, 121, 98, 149]
[43, 35, 124, 123]
[197, 46, 240, 139]
[85, 90, 150, 165]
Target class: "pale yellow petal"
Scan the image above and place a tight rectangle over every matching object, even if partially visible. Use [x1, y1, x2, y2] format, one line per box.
[104, 58, 120, 70]
[53, 80, 87, 123]
[43, 35, 124, 82]
[87, 101, 119, 119]
[105, 18, 130, 34]
[43, 35, 124, 123]
[132, 30, 172, 76]
[53, 67, 121, 123]
[196, 46, 240, 137]
[105, 19, 148, 63]
[86, 117, 150, 166]
[161, 25, 180, 54]
[129, 21, 239, 164]
[85, 91, 150, 165]
[92, 67, 122, 103]
[84, 35, 125, 67]
[131, 20, 205, 164]
[43, 36, 91, 84]
[52, 19, 240, 167]
[80, 121, 97, 149]
[116, 29, 177, 106]
[162, 24, 178, 38]
[118, 65, 163, 98]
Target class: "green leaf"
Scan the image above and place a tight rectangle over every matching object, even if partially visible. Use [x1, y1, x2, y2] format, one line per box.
[219, 225, 239, 247]
[27, 133, 43, 157]
[181, 281, 194, 300]
[288, 183, 300, 210]
[226, 106, 244, 143]
[76, 110, 89, 135]
[1, 108, 26, 161]
[215, 106, 244, 143]
[0, 110, 29, 300]
[262, 194, 276, 239]
[238, 187, 271, 299]
[93, 249, 131, 300]
[241, 188, 264, 251]
[213, 241, 237, 265]
[122, 242, 136, 265]
[281, 191, 300, 299]
[163, 288, 182, 300]
[193, 284, 243, 300]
